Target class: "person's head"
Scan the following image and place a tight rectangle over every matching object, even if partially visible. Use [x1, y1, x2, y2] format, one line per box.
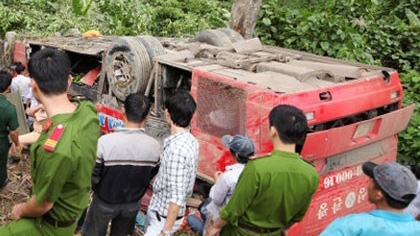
[197, 183, 212, 200]
[410, 165, 420, 180]
[123, 93, 151, 123]
[28, 48, 71, 96]
[268, 104, 307, 145]
[0, 71, 12, 93]
[164, 90, 196, 128]
[221, 134, 254, 164]
[15, 62, 25, 74]
[363, 161, 417, 209]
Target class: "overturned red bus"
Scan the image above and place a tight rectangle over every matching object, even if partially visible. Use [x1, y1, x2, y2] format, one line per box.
[10, 29, 414, 235]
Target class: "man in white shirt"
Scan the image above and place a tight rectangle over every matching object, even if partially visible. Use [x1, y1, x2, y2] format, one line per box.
[145, 90, 199, 236]
[11, 62, 31, 108]
[206, 135, 255, 220]
[198, 135, 254, 235]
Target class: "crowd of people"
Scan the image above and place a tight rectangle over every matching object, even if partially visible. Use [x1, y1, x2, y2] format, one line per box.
[0, 47, 419, 236]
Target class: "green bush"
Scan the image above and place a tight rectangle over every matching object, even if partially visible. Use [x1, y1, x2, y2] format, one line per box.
[0, 0, 230, 37]
[0, 1, 103, 36]
[398, 69, 420, 165]
[96, 0, 229, 37]
[255, 2, 376, 64]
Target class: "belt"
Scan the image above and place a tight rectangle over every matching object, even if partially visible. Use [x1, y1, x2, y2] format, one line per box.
[42, 214, 76, 228]
[238, 223, 282, 234]
[155, 211, 183, 222]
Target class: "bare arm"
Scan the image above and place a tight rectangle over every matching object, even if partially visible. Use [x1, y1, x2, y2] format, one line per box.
[11, 195, 54, 220]
[26, 104, 44, 117]
[9, 130, 19, 147]
[213, 171, 223, 183]
[206, 217, 228, 236]
[26, 98, 31, 108]
[160, 145, 191, 234]
[161, 202, 181, 234]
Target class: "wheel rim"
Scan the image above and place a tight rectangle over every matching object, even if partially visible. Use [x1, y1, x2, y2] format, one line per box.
[105, 37, 151, 100]
[113, 54, 133, 88]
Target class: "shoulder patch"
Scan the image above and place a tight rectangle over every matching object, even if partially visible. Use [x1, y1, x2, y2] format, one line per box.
[43, 124, 65, 152]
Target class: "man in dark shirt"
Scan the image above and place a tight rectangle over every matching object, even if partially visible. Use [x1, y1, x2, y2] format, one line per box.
[81, 93, 161, 236]
[0, 71, 20, 189]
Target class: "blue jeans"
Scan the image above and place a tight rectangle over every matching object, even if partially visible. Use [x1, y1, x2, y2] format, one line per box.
[188, 198, 211, 235]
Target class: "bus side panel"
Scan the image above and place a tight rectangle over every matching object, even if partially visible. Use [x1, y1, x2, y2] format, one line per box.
[288, 137, 397, 235]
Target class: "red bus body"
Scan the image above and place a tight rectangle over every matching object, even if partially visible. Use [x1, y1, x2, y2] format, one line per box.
[12, 34, 415, 235]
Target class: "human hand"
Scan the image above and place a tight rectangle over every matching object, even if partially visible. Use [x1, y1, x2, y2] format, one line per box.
[15, 144, 22, 153]
[214, 171, 223, 182]
[158, 230, 171, 236]
[26, 107, 36, 117]
[11, 204, 24, 220]
[205, 224, 221, 236]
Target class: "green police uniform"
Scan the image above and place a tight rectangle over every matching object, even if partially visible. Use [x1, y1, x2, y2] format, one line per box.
[219, 150, 320, 236]
[0, 94, 19, 187]
[0, 101, 100, 236]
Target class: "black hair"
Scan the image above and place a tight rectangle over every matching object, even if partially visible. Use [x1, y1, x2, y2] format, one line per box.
[230, 149, 252, 164]
[15, 62, 26, 74]
[165, 90, 196, 128]
[410, 165, 420, 180]
[28, 48, 71, 95]
[197, 183, 212, 199]
[0, 71, 12, 93]
[373, 179, 414, 209]
[269, 104, 308, 144]
[124, 93, 151, 123]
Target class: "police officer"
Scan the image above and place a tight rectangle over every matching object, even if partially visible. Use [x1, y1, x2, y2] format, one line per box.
[0, 48, 100, 236]
[0, 71, 20, 190]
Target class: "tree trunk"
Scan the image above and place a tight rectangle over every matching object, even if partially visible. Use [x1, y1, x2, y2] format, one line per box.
[229, 0, 263, 39]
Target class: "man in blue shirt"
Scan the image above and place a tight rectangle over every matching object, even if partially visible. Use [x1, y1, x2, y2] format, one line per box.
[320, 161, 420, 236]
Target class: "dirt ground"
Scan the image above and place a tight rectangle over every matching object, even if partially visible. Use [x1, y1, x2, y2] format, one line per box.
[0, 150, 31, 226]
[0, 151, 199, 236]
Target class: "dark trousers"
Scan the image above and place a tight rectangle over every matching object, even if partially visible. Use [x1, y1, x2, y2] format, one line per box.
[0, 140, 10, 187]
[75, 208, 87, 232]
[81, 194, 139, 236]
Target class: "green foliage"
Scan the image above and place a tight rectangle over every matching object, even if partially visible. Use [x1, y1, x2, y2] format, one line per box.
[398, 69, 420, 165]
[255, 0, 420, 71]
[255, 2, 376, 64]
[0, 0, 418, 164]
[406, 9, 420, 27]
[0, 0, 103, 36]
[363, 17, 420, 71]
[145, 0, 229, 37]
[0, 0, 229, 37]
[95, 0, 148, 35]
[72, 0, 93, 16]
[95, 0, 229, 37]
